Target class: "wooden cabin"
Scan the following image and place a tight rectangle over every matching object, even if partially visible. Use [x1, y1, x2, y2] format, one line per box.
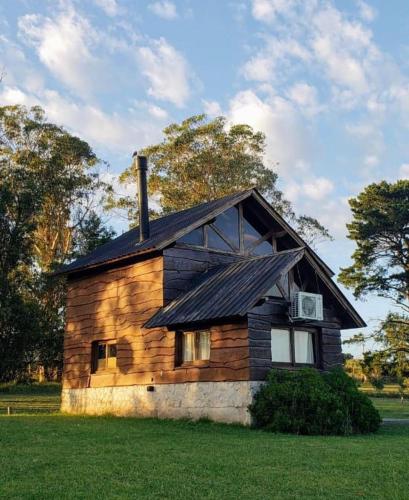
[59, 155, 365, 424]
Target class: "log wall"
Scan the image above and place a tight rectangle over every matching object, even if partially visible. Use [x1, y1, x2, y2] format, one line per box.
[247, 299, 344, 381]
[63, 255, 249, 389]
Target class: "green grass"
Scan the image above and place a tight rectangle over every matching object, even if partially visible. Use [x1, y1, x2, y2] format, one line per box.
[371, 398, 409, 419]
[0, 416, 409, 500]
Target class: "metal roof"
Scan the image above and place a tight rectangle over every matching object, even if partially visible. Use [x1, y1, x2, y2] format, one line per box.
[145, 249, 304, 328]
[58, 190, 252, 275]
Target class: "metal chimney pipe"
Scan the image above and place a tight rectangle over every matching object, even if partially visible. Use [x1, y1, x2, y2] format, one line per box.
[133, 152, 150, 242]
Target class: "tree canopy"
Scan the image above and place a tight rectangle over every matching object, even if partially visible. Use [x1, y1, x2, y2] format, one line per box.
[339, 180, 409, 310]
[112, 114, 331, 247]
[0, 105, 114, 381]
[339, 180, 409, 391]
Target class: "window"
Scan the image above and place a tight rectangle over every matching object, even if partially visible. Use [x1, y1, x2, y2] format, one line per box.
[176, 330, 210, 366]
[91, 340, 117, 373]
[177, 226, 204, 246]
[271, 328, 317, 366]
[207, 226, 232, 251]
[251, 239, 273, 256]
[213, 207, 240, 249]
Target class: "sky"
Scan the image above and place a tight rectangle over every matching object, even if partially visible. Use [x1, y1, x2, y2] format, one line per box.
[1, 0, 408, 355]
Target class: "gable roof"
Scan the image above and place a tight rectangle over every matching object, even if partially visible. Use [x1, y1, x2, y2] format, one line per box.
[58, 188, 333, 277]
[145, 247, 365, 330]
[145, 249, 304, 328]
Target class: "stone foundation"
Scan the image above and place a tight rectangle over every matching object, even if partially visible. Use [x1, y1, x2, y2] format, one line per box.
[61, 381, 263, 425]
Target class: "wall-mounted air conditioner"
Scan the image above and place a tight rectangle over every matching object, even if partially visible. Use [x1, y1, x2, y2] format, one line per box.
[291, 292, 323, 321]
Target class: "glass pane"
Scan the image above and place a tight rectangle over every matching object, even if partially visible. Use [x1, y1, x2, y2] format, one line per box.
[243, 217, 264, 249]
[265, 284, 283, 298]
[178, 227, 204, 246]
[107, 344, 117, 369]
[183, 332, 195, 362]
[271, 329, 291, 363]
[294, 330, 314, 364]
[97, 343, 106, 370]
[197, 331, 210, 360]
[251, 239, 273, 256]
[108, 344, 117, 358]
[213, 207, 239, 249]
[207, 226, 232, 251]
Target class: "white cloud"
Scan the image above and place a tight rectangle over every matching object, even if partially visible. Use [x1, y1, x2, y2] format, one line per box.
[242, 38, 310, 82]
[148, 1, 178, 20]
[284, 176, 334, 202]
[251, 0, 295, 24]
[228, 89, 311, 176]
[18, 8, 100, 96]
[93, 0, 119, 16]
[0, 85, 164, 153]
[137, 38, 191, 107]
[364, 154, 379, 168]
[356, 0, 377, 22]
[399, 163, 409, 179]
[202, 99, 222, 117]
[246, 0, 386, 102]
[286, 82, 323, 116]
[147, 104, 168, 119]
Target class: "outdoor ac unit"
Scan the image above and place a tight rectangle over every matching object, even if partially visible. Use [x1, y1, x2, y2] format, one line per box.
[291, 292, 323, 321]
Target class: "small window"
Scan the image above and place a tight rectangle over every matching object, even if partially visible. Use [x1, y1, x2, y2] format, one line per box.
[271, 328, 316, 366]
[176, 330, 210, 366]
[91, 340, 117, 373]
[207, 226, 233, 252]
[251, 239, 273, 256]
[177, 226, 204, 246]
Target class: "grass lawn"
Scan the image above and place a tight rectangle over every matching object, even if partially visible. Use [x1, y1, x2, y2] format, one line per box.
[0, 415, 409, 500]
[370, 397, 409, 419]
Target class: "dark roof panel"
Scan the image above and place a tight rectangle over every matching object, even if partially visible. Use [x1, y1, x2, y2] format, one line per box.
[145, 250, 304, 328]
[59, 190, 252, 274]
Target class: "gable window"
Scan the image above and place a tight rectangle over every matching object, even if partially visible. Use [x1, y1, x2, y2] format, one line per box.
[175, 330, 210, 366]
[91, 340, 117, 373]
[175, 201, 280, 256]
[178, 226, 204, 246]
[213, 207, 240, 249]
[207, 226, 233, 251]
[270, 327, 317, 366]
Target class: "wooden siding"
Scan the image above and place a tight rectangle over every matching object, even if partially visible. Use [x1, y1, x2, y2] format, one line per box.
[247, 299, 344, 381]
[63, 255, 249, 389]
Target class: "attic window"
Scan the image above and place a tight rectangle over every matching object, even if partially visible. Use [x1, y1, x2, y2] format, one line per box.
[207, 226, 232, 251]
[178, 227, 204, 246]
[213, 207, 240, 249]
[251, 238, 273, 256]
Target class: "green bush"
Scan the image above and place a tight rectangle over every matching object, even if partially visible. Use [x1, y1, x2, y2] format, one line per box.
[249, 368, 381, 435]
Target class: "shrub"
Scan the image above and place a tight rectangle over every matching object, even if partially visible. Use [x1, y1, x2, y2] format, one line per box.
[249, 368, 381, 435]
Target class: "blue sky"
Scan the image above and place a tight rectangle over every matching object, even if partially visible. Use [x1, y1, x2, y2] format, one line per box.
[1, 0, 408, 355]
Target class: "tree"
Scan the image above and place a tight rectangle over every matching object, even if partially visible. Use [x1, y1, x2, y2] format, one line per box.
[0, 105, 114, 381]
[111, 114, 331, 246]
[339, 180, 409, 311]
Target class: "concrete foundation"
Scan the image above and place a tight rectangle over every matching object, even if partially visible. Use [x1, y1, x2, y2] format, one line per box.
[61, 381, 263, 425]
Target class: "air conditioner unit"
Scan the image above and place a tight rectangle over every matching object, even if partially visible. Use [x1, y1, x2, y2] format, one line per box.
[291, 292, 323, 321]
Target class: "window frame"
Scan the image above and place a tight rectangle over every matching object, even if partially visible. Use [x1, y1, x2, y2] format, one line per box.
[175, 202, 278, 257]
[91, 339, 117, 374]
[175, 329, 211, 368]
[270, 326, 320, 368]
